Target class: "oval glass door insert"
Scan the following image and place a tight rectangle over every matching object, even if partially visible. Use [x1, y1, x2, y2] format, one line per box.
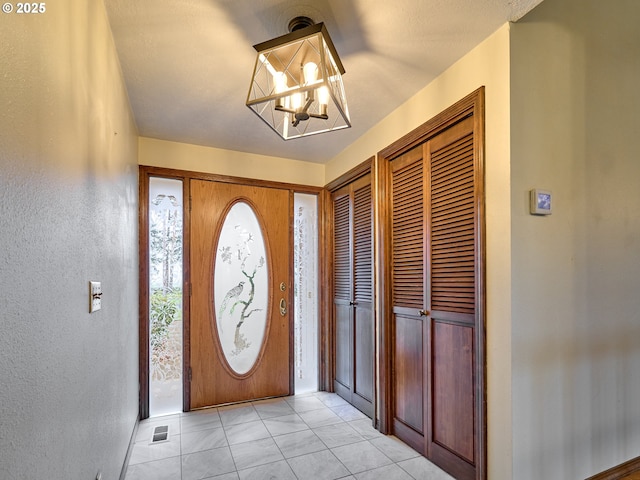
[213, 201, 269, 375]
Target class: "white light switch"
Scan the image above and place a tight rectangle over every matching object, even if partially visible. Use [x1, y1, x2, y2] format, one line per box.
[90, 281, 102, 313]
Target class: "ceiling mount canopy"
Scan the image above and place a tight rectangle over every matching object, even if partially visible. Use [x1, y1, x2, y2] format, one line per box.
[246, 16, 351, 140]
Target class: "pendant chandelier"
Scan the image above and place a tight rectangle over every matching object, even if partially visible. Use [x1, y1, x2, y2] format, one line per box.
[246, 17, 351, 140]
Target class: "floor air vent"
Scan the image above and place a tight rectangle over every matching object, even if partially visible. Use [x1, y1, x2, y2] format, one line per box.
[150, 425, 169, 444]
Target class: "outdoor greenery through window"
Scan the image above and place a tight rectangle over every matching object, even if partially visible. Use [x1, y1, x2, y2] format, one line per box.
[149, 177, 183, 416]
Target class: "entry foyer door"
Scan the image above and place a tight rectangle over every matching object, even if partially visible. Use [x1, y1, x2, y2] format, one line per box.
[190, 180, 291, 408]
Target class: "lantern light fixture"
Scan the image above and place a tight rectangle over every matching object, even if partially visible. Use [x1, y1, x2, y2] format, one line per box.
[246, 16, 351, 140]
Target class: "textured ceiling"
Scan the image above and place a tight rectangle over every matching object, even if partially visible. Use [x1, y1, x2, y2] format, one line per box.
[104, 0, 544, 163]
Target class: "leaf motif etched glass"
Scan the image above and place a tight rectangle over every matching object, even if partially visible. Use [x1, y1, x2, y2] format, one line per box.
[214, 201, 269, 375]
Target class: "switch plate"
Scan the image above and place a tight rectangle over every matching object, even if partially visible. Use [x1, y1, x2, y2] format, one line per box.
[90, 281, 102, 313]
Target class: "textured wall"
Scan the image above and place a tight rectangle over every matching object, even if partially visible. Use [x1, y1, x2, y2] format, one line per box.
[0, 1, 139, 479]
[510, 0, 640, 477]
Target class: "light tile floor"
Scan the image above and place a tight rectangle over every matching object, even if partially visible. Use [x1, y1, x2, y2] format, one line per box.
[124, 391, 455, 480]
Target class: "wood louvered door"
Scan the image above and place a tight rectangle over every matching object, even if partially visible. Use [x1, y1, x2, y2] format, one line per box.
[332, 174, 374, 417]
[390, 115, 479, 480]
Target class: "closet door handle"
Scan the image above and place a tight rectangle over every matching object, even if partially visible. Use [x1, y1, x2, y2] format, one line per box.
[280, 298, 287, 316]
[349, 301, 358, 306]
[419, 309, 429, 316]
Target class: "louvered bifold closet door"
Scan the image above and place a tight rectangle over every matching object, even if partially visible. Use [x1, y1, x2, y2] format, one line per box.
[390, 146, 427, 452]
[426, 115, 477, 479]
[351, 178, 374, 416]
[333, 190, 353, 398]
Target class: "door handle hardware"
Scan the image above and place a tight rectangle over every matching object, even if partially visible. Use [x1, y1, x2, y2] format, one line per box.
[280, 282, 286, 292]
[419, 309, 429, 316]
[280, 298, 287, 316]
[349, 301, 358, 306]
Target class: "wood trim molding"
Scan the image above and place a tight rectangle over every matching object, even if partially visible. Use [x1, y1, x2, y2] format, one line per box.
[139, 165, 323, 195]
[586, 457, 640, 480]
[375, 152, 391, 434]
[378, 89, 479, 161]
[473, 87, 488, 480]
[325, 157, 374, 192]
[288, 190, 296, 395]
[182, 178, 191, 412]
[138, 169, 150, 420]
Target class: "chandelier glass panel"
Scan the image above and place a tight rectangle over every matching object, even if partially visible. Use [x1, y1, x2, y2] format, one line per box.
[246, 22, 351, 140]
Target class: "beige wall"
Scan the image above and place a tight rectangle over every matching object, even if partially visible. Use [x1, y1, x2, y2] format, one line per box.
[139, 137, 325, 187]
[327, 25, 514, 479]
[0, 1, 139, 479]
[510, 0, 640, 477]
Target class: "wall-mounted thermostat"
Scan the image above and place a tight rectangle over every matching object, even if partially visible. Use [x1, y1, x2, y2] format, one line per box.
[530, 189, 552, 215]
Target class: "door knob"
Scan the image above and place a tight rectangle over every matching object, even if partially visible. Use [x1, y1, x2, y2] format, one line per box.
[280, 298, 287, 316]
[419, 309, 429, 316]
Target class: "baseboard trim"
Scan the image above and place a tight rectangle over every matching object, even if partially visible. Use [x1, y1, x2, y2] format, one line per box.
[119, 416, 139, 480]
[586, 456, 640, 480]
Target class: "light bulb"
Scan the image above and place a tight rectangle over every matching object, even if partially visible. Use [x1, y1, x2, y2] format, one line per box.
[291, 92, 303, 110]
[303, 62, 318, 84]
[274, 72, 288, 93]
[318, 86, 330, 105]
[273, 72, 288, 109]
[317, 86, 329, 117]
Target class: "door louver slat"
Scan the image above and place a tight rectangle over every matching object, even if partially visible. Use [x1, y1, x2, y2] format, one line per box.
[354, 184, 373, 303]
[334, 195, 351, 300]
[430, 132, 475, 315]
[392, 159, 424, 309]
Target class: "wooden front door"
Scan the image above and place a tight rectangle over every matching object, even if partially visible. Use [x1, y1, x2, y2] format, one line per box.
[388, 111, 483, 480]
[190, 179, 291, 408]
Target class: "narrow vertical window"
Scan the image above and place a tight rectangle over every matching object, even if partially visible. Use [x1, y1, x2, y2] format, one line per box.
[294, 193, 319, 393]
[148, 177, 183, 416]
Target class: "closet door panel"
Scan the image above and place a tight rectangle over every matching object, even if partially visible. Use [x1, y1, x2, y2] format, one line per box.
[352, 181, 374, 413]
[394, 313, 424, 433]
[334, 304, 352, 394]
[354, 308, 374, 404]
[333, 192, 352, 396]
[432, 321, 474, 463]
[390, 147, 426, 448]
[425, 116, 477, 479]
[388, 113, 480, 479]
[331, 174, 374, 417]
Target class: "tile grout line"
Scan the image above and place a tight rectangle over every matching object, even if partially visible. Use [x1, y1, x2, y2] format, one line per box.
[128, 393, 450, 480]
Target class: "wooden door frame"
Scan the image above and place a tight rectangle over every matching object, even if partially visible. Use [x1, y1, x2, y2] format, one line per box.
[138, 166, 323, 418]
[376, 88, 487, 479]
[322, 158, 375, 420]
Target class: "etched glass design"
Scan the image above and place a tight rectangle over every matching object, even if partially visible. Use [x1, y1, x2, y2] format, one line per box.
[294, 193, 319, 393]
[148, 177, 183, 416]
[214, 201, 268, 375]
